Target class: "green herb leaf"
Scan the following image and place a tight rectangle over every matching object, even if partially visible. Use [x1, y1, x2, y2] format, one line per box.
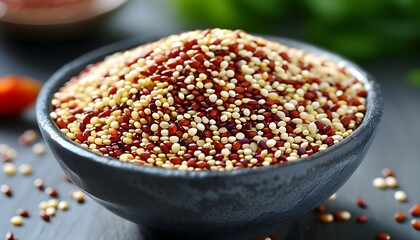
[407, 69, 420, 87]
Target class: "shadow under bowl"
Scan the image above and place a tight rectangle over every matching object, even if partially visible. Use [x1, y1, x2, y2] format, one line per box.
[36, 35, 383, 238]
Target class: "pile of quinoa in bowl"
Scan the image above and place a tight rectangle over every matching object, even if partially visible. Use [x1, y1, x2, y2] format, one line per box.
[50, 29, 367, 172]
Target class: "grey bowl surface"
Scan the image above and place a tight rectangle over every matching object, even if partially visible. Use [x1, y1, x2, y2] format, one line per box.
[36, 35, 383, 238]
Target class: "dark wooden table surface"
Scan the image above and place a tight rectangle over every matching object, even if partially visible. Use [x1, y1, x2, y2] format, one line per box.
[1, 1, 420, 239]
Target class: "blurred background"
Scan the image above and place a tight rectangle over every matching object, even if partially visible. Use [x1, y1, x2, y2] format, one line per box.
[174, 0, 420, 61]
[1, 1, 420, 239]
[1, 0, 419, 85]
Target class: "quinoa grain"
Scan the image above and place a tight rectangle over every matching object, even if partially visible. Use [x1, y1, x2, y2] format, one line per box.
[381, 168, 394, 177]
[18, 164, 32, 176]
[1, 184, 12, 197]
[319, 213, 334, 223]
[394, 211, 405, 223]
[375, 233, 391, 240]
[411, 219, 420, 231]
[44, 187, 58, 197]
[48, 199, 59, 208]
[373, 177, 387, 189]
[38, 201, 48, 210]
[3, 163, 16, 175]
[393, 191, 407, 202]
[16, 209, 29, 218]
[328, 193, 337, 201]
[314, 204, 326, 214]
[32, 143, 46, 155]
[0, 144, 16, 162]
[18, 129, 38, 146]
[409, 204, 420, 217]
[34, 178, 44, 190]
[39, 210, 50, 222]
[58, 201, 69, 211]
[5, 232, 14, 240]
[356, 197, 367, 208]
[10, 216, 23, 226]
[71, 190, 85, 203]
[45, 207, 56, 217]
[332, 211, 351, 221]
[356, 215, 368, 224]
[385, 176, 398, 189]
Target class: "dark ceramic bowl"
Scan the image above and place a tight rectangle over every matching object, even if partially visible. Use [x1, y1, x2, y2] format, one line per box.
[36, 35, 383, 239]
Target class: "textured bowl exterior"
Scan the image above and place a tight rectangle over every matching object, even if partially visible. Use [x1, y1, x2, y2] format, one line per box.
[36, 35, 383, 236]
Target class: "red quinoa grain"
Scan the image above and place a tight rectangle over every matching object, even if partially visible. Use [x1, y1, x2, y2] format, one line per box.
[39, 210, 50, 222]
[1, 184, 12, 197]
[375, 233, 391, 240]
[45, 187, 58, 197]
[332, 211, 351, 221]
[394, 211, 405, 223]
[356, 215, 368, 224]
[16, 209, 29, 218]
[356, 197, 367, 208]
[314, 204, 326, 214]
[34, 178, 44, 190]
[5, 232, 14, 240]
[409, 204, 420, 217]
[51, 29, 367, 171]
[381, 168, 394, 177]
[411, 219, 420, 231]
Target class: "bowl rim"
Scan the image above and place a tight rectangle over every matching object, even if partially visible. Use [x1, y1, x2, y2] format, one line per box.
[36, 33, 383, 179]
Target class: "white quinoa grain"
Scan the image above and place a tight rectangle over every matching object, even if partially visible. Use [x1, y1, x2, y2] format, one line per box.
[394, 191, 407, 202]
[3, 163, 16, 175]
[10, 216, 23, 226]
[209, 94, 217, 103]
[339, 211, 351, 221]
[171, 143, 181, 153]
[385, 176, 398, 189]
[329, 193, 337, 201]
[39, 201, 49, 210]
[373, 177, 387, 189]
[32, 143, 46, 155]
[319, 213, 333, 223]
[243, 149, 252, 155]
[308, 122, 317, 134]
[71, 190, 85, 203]
[221, 149, 230, 156]
[188, 128, 198, 136]
[18, 129, 38, 145]
[58, 201, 69, 211]
[110, 121, 119, 129]
[47, 199, 59, 208]
[45, 207, 56, 217]
[266, 139, 276, 148]
[18, 164, 32, 176]
[284, 103, 295, 111]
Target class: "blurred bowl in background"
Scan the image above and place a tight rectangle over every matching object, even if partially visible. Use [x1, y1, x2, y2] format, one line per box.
[0, 0, 127, 41]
